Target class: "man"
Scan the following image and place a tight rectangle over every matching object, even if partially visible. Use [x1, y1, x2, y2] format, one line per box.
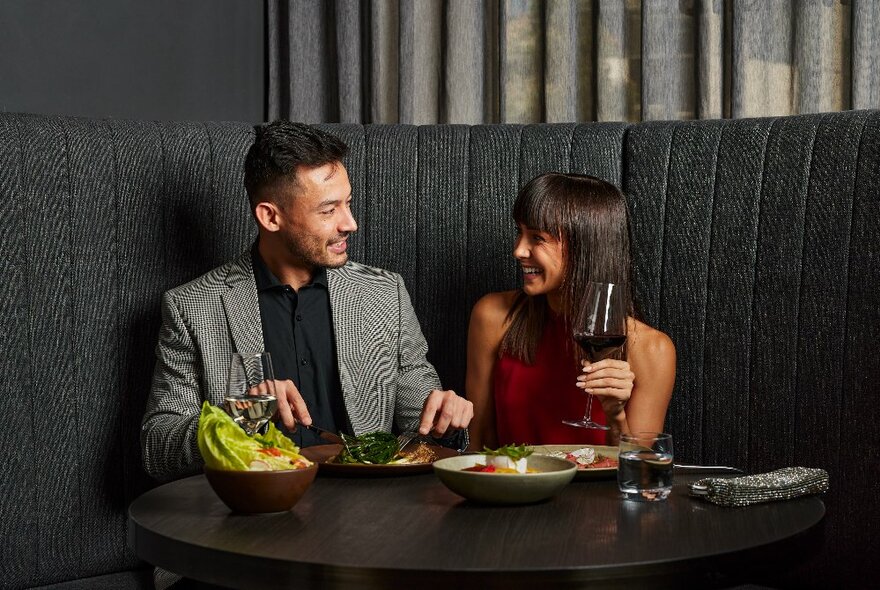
[142, 121, 473, 481]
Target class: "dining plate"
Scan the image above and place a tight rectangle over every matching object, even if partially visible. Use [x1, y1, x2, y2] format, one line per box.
[300, 443, 458, 477]
[530, 444, 619, 481]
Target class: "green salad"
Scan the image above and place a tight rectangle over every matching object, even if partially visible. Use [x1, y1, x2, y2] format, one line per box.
[196, 401, 311, 471]
[336, 431, 401, 464]
[482, 444, 534, 460]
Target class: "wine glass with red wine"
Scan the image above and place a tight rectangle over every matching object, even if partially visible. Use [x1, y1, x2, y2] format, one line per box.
[563, 281, 627, 430]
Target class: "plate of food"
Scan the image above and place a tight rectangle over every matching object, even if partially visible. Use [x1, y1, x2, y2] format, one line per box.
[530, 444, 619, 481]
[300, 431, 458, 476]
[433, 445, 576, 504]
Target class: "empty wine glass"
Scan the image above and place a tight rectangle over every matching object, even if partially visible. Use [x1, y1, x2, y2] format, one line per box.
[224, 352, 277, 435]
[563, 281, 627, 430]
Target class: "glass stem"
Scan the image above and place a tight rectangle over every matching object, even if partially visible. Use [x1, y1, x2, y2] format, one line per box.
[583, 394, 594, 422]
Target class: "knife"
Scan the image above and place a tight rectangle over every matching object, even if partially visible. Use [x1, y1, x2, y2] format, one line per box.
[673, 464, 744, 474]
[301, 423, 345, 445]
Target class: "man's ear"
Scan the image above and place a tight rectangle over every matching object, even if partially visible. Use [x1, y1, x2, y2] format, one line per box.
[254, 201, 280, 232]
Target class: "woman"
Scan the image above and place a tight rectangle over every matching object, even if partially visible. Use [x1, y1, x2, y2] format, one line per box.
[466, 173, 676, 449]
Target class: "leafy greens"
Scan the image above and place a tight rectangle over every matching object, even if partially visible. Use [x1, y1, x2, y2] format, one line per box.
[196, 401, 309, 471]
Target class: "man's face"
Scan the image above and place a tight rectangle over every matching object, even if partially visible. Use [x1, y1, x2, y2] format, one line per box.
[275, 162, 357, 270]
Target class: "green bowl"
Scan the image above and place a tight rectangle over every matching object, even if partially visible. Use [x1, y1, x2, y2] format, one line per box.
[433, 454, 577, 505]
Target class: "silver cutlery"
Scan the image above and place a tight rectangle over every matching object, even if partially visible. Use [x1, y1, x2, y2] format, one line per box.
[396, 431, 433, 452]
[301, 423, 345, 445]
[673, 464, 744, 474]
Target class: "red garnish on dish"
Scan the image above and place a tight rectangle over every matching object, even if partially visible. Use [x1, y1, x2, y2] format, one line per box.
[463, 464, 497, 472]
[257, 447, 282, 457]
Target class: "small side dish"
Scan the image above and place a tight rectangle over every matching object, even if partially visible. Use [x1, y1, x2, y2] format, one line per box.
[433, 453, 577, 505]
[549, 447, 619, 470]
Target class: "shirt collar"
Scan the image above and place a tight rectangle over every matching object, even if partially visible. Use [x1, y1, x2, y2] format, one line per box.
[251, 241, 328, 291]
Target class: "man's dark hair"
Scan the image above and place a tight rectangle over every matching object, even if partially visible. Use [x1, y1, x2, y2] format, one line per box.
[244, 121, 348, 207]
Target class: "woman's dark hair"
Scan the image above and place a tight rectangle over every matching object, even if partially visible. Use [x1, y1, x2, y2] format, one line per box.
[500, 173, 636, 364]
[244, 120, 348, 208]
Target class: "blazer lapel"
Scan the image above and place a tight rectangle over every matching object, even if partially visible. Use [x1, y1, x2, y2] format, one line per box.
[222, 251, 265, 354]
[327, 265, 361, 409]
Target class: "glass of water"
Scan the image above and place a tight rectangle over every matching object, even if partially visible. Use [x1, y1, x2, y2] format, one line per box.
[224, 352, 277, 436]
[618, 432, 674, 501]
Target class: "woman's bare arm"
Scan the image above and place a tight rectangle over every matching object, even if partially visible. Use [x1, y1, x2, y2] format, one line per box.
[465, 291, 514, 451]
[619, 320, 676, 437]
[578, 319, 676, 444]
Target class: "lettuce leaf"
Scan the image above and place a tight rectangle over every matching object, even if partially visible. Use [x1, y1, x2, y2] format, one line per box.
[196, 401, 308, 471]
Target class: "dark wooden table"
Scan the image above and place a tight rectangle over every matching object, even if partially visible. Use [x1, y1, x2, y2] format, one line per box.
[128, 472, 824, 589]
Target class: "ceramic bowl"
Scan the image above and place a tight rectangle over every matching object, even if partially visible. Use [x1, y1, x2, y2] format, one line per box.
[204, 463, 318, 513]
[433, 454, 576, 505]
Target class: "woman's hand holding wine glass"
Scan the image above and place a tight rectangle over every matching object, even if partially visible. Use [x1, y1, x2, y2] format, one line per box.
[564, 281, 629, 430]
[576, 358, 635, 422]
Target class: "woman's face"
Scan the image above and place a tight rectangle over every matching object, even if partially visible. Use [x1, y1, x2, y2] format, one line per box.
[513, 222, 565, 295]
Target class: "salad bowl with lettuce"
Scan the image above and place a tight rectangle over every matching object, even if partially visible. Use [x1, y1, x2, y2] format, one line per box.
[197, 402, 317, 513]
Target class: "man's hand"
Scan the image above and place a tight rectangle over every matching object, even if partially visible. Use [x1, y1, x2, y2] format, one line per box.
[418, 389, 474, 437]
[267, 379, 312, 431]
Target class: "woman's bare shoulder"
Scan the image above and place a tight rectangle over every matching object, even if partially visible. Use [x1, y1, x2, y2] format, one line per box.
[470, 291, 518, 336]
[627, 318, 676, 360]
[472, 291, 518, 320]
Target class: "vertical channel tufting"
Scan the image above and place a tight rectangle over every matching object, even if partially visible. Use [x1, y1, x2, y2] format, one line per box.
[317, 124, 366, 262]
[466, 126, 523, 310]
[748, 115, 818, 472]
[157, 122, 216, 290]
[62, 117, 125, 578]
[107, 119, 165, 532]
[569, 122, 629, 187]
[701, 117, 772, 469]
[517, 124, 577, 183]
[841, 111, 880, 580]
[18, 115, 77, 583]
[363, 125, 419, 288]
[657, 120, 725, 463]
[203, 122, 255, 265]
[0, 114, 37, 587]
[795, 111, 866, 472]
[794, 111, 868, 580]
[416, 126, 470, 393]
[621, 121, 676, 329]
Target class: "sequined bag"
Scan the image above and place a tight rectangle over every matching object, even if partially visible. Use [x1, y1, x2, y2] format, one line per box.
[689, 467, 829, 507]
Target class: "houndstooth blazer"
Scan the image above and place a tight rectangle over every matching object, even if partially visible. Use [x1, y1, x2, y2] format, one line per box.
[141, 251, 445, 481]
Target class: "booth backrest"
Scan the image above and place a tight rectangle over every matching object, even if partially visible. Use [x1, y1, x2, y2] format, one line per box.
[0, 111, 877, 588]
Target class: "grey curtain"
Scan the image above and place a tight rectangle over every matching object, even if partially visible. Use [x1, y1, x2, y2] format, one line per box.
[268, 0, 880, 124]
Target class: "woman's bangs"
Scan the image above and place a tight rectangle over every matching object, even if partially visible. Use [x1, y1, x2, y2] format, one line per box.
[513, 185, 562, 233]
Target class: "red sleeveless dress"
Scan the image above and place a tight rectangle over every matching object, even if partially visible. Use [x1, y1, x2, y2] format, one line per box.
[494, 312, 608, 445]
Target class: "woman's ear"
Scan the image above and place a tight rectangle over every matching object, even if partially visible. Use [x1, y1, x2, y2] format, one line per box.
[254, 201, 280, 232]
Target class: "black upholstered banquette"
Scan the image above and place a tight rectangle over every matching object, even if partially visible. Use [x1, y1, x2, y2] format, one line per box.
[1, 111, 877, 588]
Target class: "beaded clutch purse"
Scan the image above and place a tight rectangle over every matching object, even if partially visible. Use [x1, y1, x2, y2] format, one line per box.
[689, 467, 829, 507]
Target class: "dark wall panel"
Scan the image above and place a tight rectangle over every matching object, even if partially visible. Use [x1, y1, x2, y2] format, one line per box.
[702, 117, 771, 468]
[0, 0, 263, 122]
[416, 126, 470, 393]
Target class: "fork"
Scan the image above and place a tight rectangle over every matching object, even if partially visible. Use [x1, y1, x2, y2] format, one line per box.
[396, 431, 431, 452]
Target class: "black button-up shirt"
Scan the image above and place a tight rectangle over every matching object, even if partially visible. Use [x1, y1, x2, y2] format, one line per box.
[252, 245, 349, 447]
